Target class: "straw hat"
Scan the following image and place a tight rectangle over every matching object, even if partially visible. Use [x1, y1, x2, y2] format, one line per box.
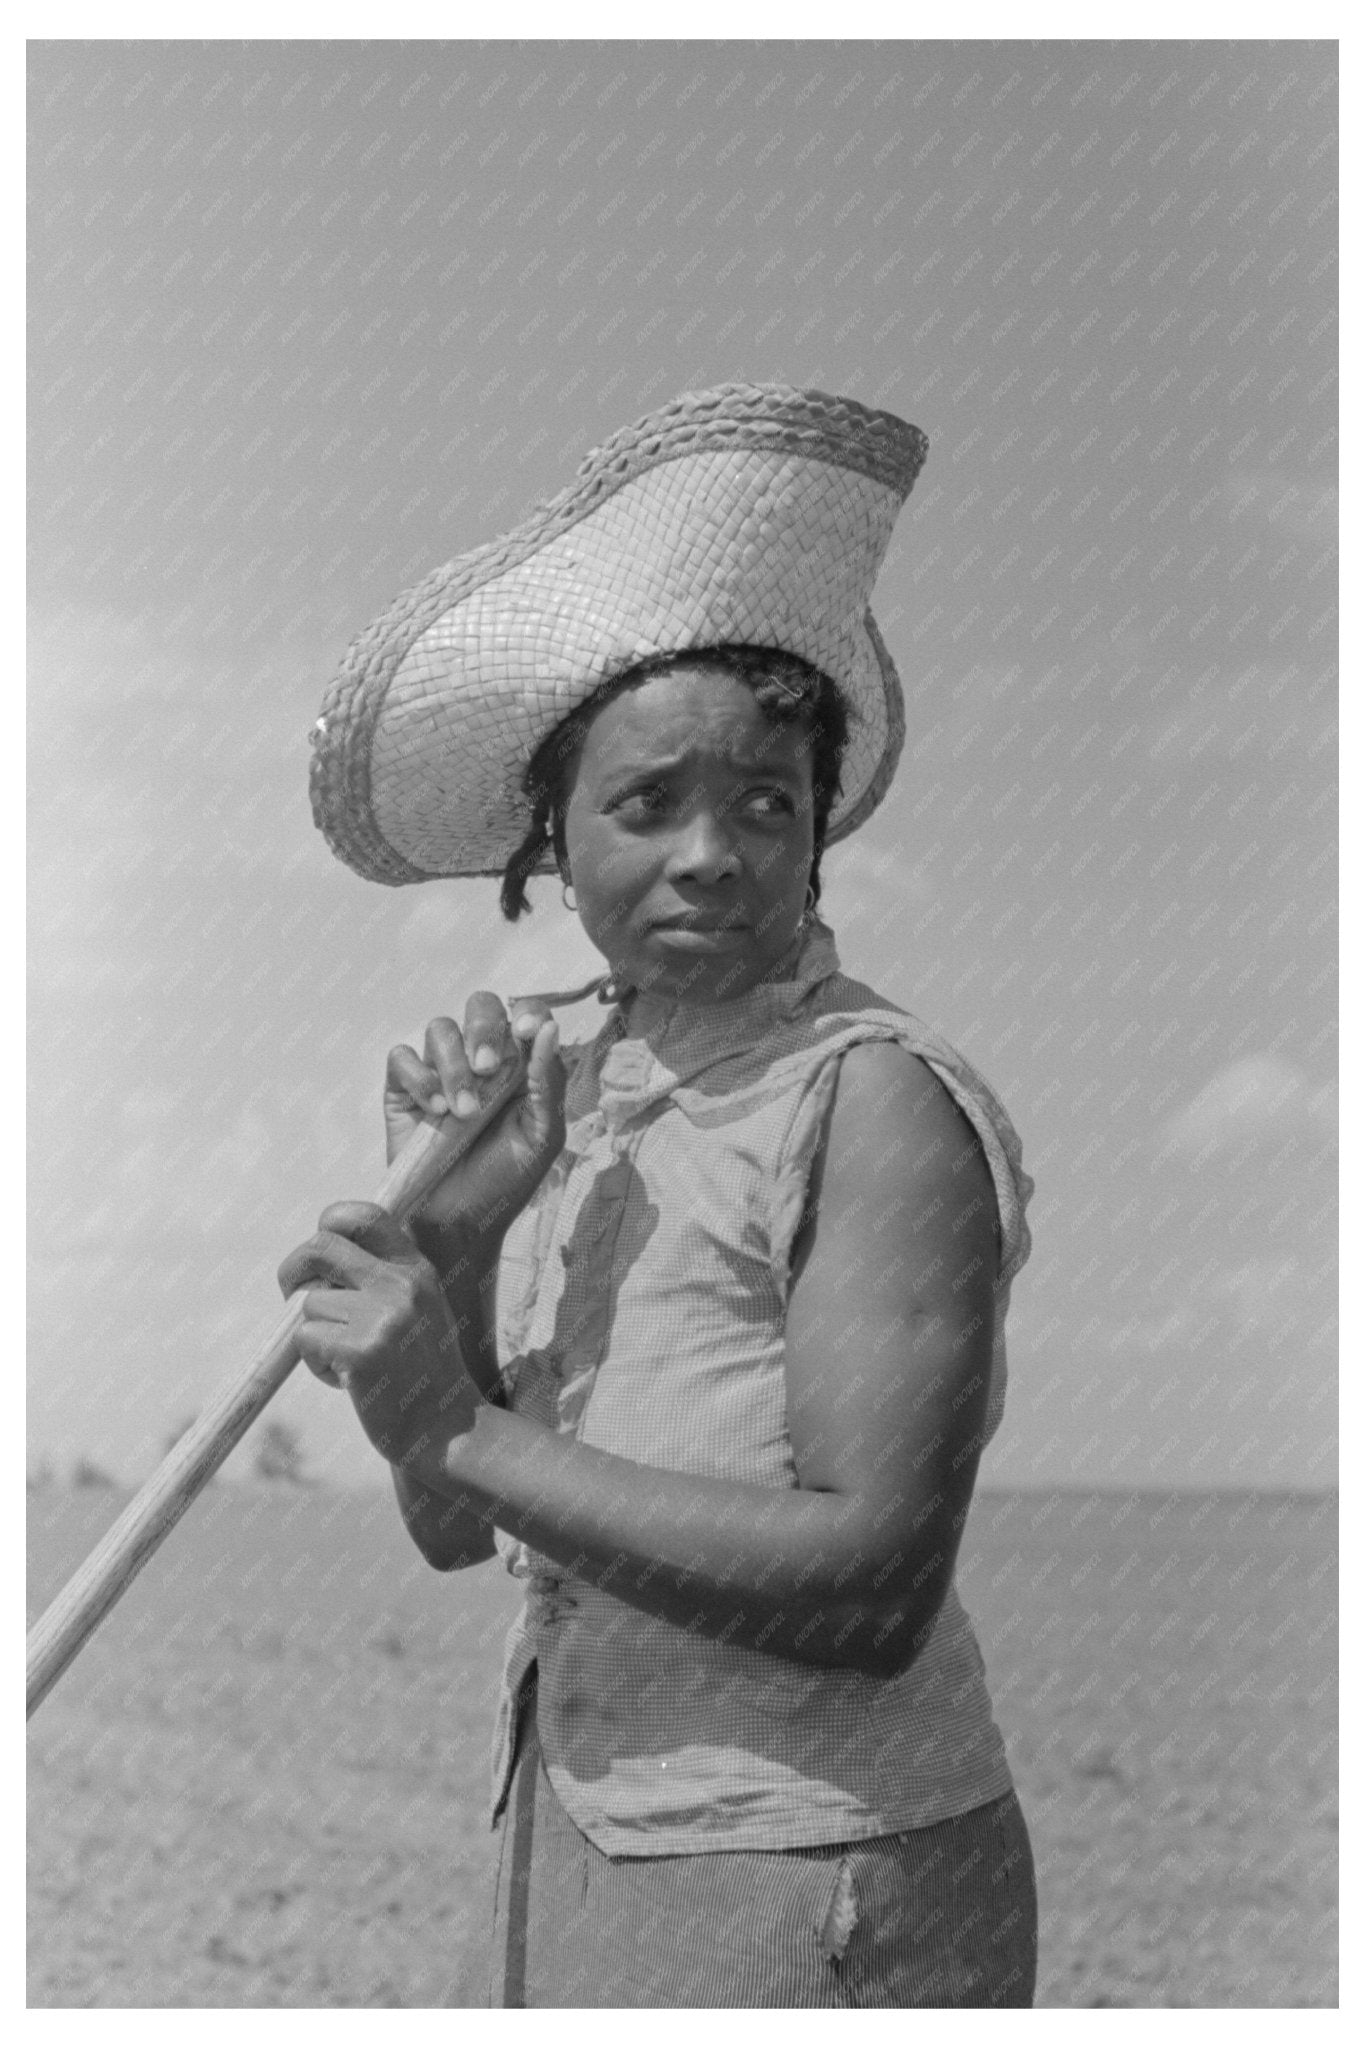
[310, 382, 928, 884]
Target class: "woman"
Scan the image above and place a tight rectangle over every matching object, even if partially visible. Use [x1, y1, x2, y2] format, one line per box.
[284, 384, 1037, 2006]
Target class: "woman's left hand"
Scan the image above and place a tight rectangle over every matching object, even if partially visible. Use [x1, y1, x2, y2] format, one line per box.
[384, 996, 565, 1239]
[277, 1203, 483, 1468]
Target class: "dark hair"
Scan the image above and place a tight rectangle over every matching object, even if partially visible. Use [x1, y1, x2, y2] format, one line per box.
[498, 645, 850, 922]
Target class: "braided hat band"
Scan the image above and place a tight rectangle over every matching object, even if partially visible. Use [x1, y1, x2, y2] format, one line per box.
[310, 383, 928, 885]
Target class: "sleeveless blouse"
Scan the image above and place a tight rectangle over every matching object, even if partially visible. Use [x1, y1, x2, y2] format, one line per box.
[489, 917, 1033, 1856]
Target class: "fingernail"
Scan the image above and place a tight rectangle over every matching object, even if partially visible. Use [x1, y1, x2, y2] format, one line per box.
[513, 1013, 538, 1038]
[472, 1045, 498, 1073]
[455, 1090, 479, 1117]
[429, 1094, 449, 1117]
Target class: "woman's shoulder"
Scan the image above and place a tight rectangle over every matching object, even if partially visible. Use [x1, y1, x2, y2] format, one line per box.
[807, 971, 1020, 1124]
[817, 1038, 994, 1215]
[785, 979, 1034, 1285]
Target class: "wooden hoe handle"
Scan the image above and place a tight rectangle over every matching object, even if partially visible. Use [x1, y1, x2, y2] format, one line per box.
[26, 1054, 531, 1719]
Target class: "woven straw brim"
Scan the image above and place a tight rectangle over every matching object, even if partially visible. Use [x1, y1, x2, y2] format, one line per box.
[311, 384, 926, 884]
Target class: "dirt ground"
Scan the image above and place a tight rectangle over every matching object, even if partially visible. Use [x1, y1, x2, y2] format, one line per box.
[27, 1484, 1336, 2007]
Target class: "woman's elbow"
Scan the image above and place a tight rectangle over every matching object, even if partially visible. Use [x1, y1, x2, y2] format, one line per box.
[845, 1591, 949, 1681]
[400, 1501, 497, 1572]
[415, 1541, 485, 1572]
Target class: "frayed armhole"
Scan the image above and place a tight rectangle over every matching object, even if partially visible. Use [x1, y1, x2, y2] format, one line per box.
[769, 1025, 1033, 1303]
[769, 1054, 845, 1301]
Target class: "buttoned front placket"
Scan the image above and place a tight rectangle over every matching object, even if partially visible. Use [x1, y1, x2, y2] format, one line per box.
[522, 1093, 644, 1640]
[551, 1112, 641, 1442]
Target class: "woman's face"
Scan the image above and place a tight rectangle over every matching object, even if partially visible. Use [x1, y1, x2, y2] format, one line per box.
[561, 664, 818, 1004]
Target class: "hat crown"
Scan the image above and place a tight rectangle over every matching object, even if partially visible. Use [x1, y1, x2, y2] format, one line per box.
[574, 382, 927, 498]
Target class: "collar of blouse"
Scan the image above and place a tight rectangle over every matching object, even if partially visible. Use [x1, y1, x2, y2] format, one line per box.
[572, 917, 844, 1136]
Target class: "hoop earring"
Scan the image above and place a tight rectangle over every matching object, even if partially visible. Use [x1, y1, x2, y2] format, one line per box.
[561, 881, 577, 912]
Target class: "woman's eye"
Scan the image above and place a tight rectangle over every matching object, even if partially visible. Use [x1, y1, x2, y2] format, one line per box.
[605, 785, 669, 820]
[610, 786, 792, 819]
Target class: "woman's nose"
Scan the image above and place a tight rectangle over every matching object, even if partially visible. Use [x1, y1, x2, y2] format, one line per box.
[664, 808, 742, 883]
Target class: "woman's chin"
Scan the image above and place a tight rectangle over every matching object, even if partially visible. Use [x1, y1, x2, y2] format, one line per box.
[627, 931, 796, 1004]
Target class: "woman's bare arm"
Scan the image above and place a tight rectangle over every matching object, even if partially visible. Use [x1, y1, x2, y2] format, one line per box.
[400, 1043, 998, 1674]
[390, 1224, 505, 1569]
[390, 1462, 496, 1570]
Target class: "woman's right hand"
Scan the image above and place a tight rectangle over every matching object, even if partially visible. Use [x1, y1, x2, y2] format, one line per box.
[385, 993, 566, 1240]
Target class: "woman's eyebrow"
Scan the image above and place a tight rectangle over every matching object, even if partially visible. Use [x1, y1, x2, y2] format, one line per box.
[603, 753, 805, 783]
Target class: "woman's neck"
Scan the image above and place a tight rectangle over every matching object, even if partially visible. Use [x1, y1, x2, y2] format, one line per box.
[617, 917, 826, 1028]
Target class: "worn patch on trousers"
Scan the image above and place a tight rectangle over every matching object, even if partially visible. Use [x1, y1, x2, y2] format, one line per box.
[818, 1857, 858, 1962]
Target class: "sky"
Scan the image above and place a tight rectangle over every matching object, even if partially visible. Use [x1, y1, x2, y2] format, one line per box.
[28, 39, 1336, 1490]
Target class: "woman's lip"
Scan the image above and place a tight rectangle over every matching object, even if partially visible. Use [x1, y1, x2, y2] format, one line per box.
[649, 915, 750, 932]
[648, 919, 750, 943]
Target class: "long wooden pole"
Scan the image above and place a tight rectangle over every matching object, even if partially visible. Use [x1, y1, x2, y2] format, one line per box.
[26, 1051, 537, 1719]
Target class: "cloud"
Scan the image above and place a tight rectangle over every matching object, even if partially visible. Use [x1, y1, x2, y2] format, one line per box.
[1102, 1254, 1330, 1367]
[104, 1093, 276, 1233]
[1214, 1257, 1312, 1345]
[824, 832, 935, 907]
[1223, 469, 1338, 547]
[1156, 1056, 1337, 1165]
[392, 883, 608, 1036]
[1091, 637, 1331, 767]
[1102, 1302, 1207, 1358]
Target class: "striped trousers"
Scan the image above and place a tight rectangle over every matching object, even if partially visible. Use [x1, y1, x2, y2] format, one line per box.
[488, 1684, 1037, 2008]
